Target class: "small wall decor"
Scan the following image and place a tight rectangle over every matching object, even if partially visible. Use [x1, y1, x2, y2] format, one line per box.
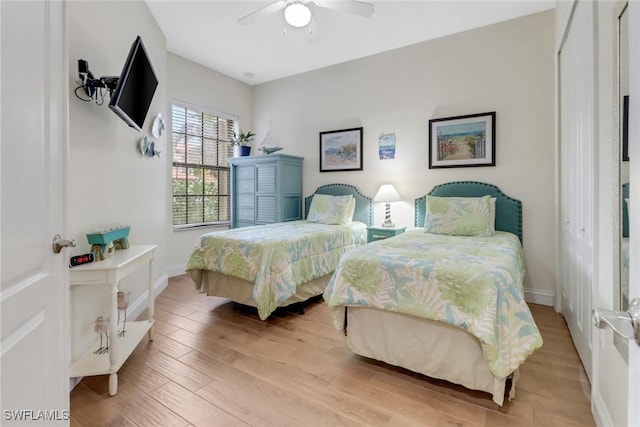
[139, 134, 161, 158]
[428, 112, 496, 169]
[378, 132, 396, 160]
[151, 113, 165, 138]
[319, 127, 363, 172]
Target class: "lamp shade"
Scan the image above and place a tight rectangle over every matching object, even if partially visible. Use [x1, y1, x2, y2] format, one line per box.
[374, 184, 401, 203]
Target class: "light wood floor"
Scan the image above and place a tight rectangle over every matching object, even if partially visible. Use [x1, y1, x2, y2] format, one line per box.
[70, 275, 595, 426]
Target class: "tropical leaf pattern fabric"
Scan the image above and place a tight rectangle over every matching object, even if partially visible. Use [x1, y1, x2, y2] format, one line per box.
[306, 194, 354, 225]
[324, 230, 543, 379]
[186, 220, 367, 319]
[425, 195, 494, 236]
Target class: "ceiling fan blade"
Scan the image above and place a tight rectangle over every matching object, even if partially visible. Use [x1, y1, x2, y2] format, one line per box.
[312, 0, 375, 17]
[238, 0, 288, 26]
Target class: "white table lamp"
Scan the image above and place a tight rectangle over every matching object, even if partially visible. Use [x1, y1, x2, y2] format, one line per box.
[374, 184, 401, 227]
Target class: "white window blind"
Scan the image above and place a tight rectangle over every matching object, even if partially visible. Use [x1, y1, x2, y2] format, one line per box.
[172, 104, 235, 227]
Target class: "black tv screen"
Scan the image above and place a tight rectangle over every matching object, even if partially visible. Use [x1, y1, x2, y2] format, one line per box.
[109, 36, 158, 132]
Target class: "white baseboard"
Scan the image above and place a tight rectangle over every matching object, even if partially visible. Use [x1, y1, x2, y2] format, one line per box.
[592, 390, 613, 427]
[524, 288, 555, 306]
[69, 376, 82, 391]
[127, 273, 169, 320]
[167, 264, 187, 278]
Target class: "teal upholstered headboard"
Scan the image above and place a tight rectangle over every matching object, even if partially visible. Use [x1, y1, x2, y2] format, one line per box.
[304, 184, 372, 226]
[414, 181, 523, 243]
[623, 182, 629, 238]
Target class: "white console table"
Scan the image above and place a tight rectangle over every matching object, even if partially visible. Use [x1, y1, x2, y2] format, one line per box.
[69, 245, 156, 396]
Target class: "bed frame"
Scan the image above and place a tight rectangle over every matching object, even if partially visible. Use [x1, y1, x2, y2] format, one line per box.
[344, 181, 524, 405]
[193, 183, 372, 314]
[415, 180, 523, 241]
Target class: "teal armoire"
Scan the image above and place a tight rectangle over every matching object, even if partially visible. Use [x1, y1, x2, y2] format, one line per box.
[228, 154, 304, 228]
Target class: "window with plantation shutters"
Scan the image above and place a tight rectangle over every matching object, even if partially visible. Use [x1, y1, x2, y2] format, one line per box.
[172, 103, 235, 228]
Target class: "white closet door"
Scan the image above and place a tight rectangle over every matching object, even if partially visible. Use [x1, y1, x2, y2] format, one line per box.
[559, 0, 595, 379]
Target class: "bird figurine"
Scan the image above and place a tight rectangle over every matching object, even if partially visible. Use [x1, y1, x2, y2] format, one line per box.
[258, 145, 283, 155]
[93, 316, 110, 354]
[117, 290, 130, 337]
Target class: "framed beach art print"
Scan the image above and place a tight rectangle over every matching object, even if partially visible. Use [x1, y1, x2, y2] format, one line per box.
[319, 127, 363, 172]
[428, 112, 496, 168]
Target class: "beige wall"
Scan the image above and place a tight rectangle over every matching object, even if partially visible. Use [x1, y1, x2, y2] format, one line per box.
[68, 1, 167, 360]
[165, 53, 253, 275]
[252, 10, 556, 301]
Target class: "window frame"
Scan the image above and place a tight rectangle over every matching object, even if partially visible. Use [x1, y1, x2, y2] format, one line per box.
[171, 100, 238, 230]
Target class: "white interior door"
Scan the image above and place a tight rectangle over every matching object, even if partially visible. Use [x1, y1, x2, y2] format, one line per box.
[1, 0, 69, 423]
[559, 0, 595, 379]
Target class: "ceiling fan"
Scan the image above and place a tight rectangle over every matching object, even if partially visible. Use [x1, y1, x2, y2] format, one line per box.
[238, 0, 375, 29]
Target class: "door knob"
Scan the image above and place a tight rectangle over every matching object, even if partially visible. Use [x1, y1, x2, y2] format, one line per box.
[52, 234, 76, 254]
[592, 298, 640, 345]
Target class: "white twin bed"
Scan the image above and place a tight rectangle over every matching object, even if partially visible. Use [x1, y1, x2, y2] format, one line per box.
[186, 184, 372, 319]
[186, 181, 542, 405]
[324, 181, 542, 405]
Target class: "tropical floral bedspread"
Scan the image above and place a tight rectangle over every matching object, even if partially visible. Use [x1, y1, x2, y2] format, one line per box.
[186, 220, 367, 319]
[324, 230, 543, 379]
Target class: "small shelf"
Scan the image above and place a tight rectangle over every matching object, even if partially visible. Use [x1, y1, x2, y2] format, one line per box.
[69, 245, 156, 396]
[70, 320, 152, 377]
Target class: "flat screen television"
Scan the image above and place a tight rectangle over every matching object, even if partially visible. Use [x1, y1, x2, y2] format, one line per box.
[109, 36, 158, 132]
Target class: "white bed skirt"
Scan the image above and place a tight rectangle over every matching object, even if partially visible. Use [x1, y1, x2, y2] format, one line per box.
[345, 306, 515, 405]
[192, 270, 331, 308]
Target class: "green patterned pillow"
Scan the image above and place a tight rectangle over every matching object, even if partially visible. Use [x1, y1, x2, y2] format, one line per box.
[307, 194, 354, 225]
[425, 195, 494, 236]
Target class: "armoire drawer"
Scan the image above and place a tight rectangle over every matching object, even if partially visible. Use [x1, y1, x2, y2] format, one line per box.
[237, 178, 255, 194]
[237, 194, 255, 207]
[237, 208, 255, 222]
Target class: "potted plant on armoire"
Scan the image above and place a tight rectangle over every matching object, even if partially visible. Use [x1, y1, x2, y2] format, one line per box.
[231, 130, 255, 157]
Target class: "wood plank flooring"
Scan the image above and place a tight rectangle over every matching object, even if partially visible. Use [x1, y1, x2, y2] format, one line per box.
[70, 275, 595, 426]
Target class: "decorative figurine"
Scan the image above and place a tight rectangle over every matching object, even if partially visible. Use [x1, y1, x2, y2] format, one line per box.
[258, 145, 283, 155]
[93, 316, 110, 354]
[117, 290, 130, 337]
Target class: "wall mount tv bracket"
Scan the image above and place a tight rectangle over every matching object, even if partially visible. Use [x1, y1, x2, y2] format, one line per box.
[76, 59, 119, 102]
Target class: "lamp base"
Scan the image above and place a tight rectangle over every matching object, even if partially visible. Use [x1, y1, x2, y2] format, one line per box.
[381, 220, 396, 228]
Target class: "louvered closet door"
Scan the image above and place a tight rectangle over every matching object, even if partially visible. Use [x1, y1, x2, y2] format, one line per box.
[559, 0, 595, 379]
[256, 162, 277, 224]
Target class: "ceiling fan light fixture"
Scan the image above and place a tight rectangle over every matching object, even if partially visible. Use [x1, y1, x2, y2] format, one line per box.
[284, 2, 311, 28]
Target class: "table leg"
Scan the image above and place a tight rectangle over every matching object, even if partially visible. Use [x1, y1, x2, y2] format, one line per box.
[109, 372, 118, 396]
[109, 280, 118, 370]
[147, 256, 155, 341]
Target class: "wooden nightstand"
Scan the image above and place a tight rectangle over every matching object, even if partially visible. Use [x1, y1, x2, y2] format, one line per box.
[367, 226, 406, 243]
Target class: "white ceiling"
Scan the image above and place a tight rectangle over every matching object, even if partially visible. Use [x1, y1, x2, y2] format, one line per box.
[146, 0, 555, 86]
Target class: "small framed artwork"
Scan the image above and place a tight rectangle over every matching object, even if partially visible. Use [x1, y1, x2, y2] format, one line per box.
[623, 95, 629, 162]
[429, 112, 496, 169]
[319, 127, 363, 172]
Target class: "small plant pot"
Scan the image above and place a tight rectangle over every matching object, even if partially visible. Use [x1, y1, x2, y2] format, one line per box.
[236, 146, 251, 157]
